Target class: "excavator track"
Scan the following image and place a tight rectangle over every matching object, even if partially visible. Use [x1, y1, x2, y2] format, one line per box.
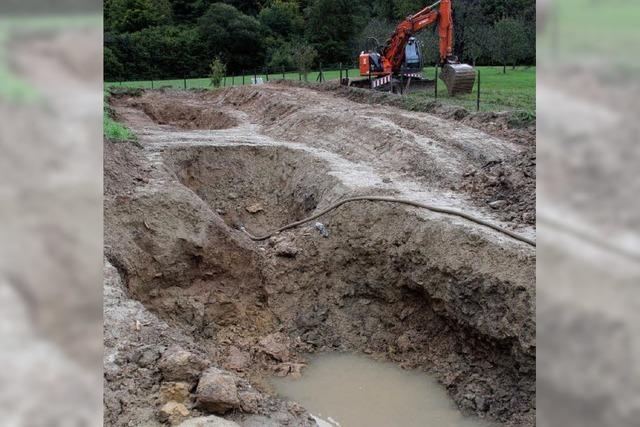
[441, 63, 476, 95]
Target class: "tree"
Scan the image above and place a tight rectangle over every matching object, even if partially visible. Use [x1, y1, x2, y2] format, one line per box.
[209, 57, 227, 87]
[463, 25, 495, 67]
[305, 0, 366, 64]
[259, 0, 304, 38]
[493, 17, 528, 73]
[415, 27, 439, 66]
[198, 3, 266, 73]
[267, 42, 295, 69]
[292, 42, 318, 81]
[106, 0, 173, 33]
[104, 46, 125, 81]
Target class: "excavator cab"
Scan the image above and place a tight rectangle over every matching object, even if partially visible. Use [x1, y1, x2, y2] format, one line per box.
[403, 37, 422, 72]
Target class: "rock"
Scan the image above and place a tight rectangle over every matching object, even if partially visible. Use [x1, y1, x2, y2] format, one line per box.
[176, 416, 240, 427]
[225, 346, 250, 372]
[274, 243, 298, 258]
[215, 208, 226, 216]
[228, 193, 238, 200]
[238, 389, 263, 413]
[245, 203, 263, 214]
[159, 345, 208, 382]
[160, 382, 191, 404]
[522, 211, 535, 223]
[258, 333, 290, 362]
[196, 367, 241, 414]
[396, 331, 417, 352]
[314, 222, 329, 238]
[382, 177, 392, 183]
[488, 199, 506, 209]
[273, 362, 306, 379]
[241, 416, 280, 427]
[159, 401, 190, 425]
[131, 345, 162, 367]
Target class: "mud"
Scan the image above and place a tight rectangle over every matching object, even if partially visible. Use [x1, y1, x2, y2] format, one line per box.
[104, 84, 535, 426]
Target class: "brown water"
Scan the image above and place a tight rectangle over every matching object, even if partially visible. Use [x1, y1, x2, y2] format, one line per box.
[271, 353, 494, 427]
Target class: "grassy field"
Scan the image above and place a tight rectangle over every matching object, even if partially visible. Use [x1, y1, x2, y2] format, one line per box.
[106, 65, 535, 114]
[418, 66, 535, 114]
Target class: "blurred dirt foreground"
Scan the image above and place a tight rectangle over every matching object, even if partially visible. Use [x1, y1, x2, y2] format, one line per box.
[537, 0, 640, 426]
[0, 18, 103, 425]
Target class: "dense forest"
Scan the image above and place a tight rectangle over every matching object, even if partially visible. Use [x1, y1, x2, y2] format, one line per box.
[104, 0, 535, 81]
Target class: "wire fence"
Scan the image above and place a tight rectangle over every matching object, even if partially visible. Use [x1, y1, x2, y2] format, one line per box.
[106, 63, 485, 111]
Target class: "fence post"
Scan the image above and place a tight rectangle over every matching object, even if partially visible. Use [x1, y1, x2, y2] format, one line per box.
[232, 75, 235, 86]
[282, 66, 285, 80]
[346, 67, 349, 79]
[476, 69, 481, 112]
[319, 62, 324, 82]
[299, 72, 302, 81]
[265, 67, 269, 82]
[434, 66, 438, 99]
[242, 71, 245, 85]
[339, 63, 343, 81]
[151, 78, 154, 89]
[254, 69, 257, 84]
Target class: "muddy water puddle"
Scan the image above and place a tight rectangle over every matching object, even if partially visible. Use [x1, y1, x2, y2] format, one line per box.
[272, 353, 494, 427]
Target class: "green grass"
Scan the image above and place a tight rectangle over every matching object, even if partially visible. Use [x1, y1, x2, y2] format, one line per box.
[105, 65, 535, 114]
[104, 115, 137, 142]
[104, 89, 137, 143]
[415, 65, 535, 114]
[105, 68, 361, 90]
[0, 14, 101, 104]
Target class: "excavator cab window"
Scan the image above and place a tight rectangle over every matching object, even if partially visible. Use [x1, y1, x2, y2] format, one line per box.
[369, 52, 384, 73]
[403, 38, 422, 72]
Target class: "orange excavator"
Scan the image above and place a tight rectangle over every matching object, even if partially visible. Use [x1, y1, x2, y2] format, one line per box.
[344, 0, 476, 95]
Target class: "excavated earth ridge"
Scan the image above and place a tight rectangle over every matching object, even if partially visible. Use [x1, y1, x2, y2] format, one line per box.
[104, 85, 536, 427]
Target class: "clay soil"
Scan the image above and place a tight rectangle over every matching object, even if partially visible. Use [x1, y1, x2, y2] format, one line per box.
[104, 84, 536, 426]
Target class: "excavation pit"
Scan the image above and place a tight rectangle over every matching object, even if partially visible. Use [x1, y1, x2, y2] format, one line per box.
[134, 97, 238, 130]
[162, 145, 341, 236]
[104, 86, 535, 427]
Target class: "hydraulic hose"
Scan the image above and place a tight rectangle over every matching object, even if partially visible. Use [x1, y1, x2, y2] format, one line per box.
[240, 196, 536, 247]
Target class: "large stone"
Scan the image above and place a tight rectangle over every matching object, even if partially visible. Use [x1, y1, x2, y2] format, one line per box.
[159, 401, 190, 425]
[159, 345, 208, 382]
[196, 368, 240, 414]
[176, 416, 240, 427]
[257, 333, 290, 362]
[160, 382, 191, 404]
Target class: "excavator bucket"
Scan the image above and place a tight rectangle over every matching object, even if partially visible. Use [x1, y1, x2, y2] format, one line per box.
[440, 63, 476, 96]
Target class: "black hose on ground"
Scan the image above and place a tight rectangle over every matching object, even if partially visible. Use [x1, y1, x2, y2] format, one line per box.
[240, 196, 536, 247]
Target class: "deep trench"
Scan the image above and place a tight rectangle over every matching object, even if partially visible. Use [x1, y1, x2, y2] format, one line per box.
[115, 143, 535, 425]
